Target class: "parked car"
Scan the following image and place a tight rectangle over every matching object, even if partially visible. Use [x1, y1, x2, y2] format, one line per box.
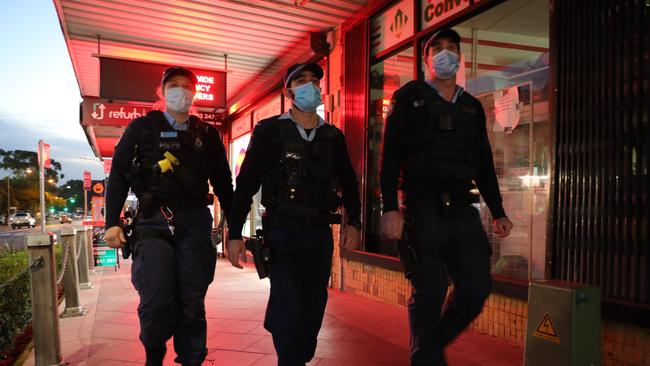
[60, 214, 72, 224]
[11, 212, 36, 229]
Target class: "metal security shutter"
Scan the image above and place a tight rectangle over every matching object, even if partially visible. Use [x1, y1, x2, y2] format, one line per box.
[552, 0, 649, 307]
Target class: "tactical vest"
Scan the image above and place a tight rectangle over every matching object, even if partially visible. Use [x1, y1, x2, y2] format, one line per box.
[261, 119, 341, 220]
[403, 82, 482, 188]
[129, 111, 213, 209]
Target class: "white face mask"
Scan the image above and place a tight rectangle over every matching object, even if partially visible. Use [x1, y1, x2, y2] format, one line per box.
[165, 87, 194, 114]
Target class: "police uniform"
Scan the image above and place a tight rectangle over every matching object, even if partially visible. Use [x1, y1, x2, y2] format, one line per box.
[229, 111, 361, 366]
[106, 109, 233, 366]
[381, 79, 507, 365]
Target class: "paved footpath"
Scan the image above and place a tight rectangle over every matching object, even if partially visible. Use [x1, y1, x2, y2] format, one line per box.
[21, 258, 523, 365]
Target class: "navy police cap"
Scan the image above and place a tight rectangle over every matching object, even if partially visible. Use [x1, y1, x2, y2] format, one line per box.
[284, 63, 324, 89]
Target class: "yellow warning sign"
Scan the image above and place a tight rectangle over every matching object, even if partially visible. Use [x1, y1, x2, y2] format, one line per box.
[533, 313, 560, 343]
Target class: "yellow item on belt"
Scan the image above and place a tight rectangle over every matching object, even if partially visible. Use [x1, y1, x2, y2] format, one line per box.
[157, 151, 180, 173]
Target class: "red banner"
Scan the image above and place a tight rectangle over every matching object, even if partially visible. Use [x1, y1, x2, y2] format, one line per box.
[38, 142, 51, 169]
[83, 171, 92, 190]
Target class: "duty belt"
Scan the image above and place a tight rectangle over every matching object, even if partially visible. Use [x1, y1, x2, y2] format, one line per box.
[267, 212, 342, 228]
[406, 190, 479, 209]
[160, 196, 212, 209]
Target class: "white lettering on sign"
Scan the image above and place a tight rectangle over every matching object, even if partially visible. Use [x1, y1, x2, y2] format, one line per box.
[421, 0, 471, 30]
[196, 84, 212, 92]
[107, 107, 147, 120]
[195, 92, 215, 101]
[197, 75, 214, 84]
[194, 74, 216, 103]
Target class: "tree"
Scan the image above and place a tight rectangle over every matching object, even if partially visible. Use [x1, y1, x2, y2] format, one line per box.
[0, 149, 64, 182]
[0, 149, 65, 214]
[57, 179, 84, 212]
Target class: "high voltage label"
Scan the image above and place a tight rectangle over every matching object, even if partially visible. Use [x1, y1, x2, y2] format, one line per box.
[533, 313, 560, 343]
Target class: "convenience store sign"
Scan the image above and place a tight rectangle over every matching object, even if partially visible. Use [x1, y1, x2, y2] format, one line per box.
[421, 0, 477, 30]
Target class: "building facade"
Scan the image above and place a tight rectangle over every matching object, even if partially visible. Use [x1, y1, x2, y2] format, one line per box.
[227, 0, 649, 365]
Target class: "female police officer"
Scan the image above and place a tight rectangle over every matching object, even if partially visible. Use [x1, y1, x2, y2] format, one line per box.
[227, 63, 361, 366]
[104, 66, 233, 366]
[380, 29, 513, 365]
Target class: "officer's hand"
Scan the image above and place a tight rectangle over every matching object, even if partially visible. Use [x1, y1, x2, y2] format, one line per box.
[227, 239, 246, 269]
[493, 217, 514, 238]
[340, 226, 360, 251]
[381, 211, 404, 240]
[105, 226, 126, 249]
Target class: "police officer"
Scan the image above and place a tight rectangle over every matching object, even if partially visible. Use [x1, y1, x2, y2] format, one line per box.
[380, 29, 514, 365]
[104, 66, 233, 366]
[227, 63, 361, 366]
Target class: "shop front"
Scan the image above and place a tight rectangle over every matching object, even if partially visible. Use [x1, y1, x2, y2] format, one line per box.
[338, 0, 551, 301]
[328, 0, 648, 363]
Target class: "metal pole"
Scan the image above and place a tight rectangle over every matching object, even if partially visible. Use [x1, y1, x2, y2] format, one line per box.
[60, 227, 86, 318]
[38, 140, 46, 233]
[5, 177, 8, 219]
[86, 227, 95, 272]
[27, 233, 64, 366]
[76, 225, 92, 289]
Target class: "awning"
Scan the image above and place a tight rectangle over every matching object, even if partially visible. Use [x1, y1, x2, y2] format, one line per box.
[54, 0, 367, 158]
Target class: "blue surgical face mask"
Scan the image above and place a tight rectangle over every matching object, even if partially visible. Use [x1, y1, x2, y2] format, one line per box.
[165, 87, 194, 114]
[432, 49, 460, 80]
[290, 83, 322, 112]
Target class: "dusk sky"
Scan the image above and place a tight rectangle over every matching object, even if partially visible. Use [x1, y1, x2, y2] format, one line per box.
[0, 0, 105, 182]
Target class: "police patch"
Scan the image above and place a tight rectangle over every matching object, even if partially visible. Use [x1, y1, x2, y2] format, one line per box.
[413, 99, 425, 107]
[160, 131, 178, 138]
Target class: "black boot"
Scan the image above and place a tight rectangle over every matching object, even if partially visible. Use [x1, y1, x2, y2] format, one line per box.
[145, 346, 166, 366]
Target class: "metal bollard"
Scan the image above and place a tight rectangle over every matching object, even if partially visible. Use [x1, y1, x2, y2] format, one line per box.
[86, 227, 95, 273]
[27, 233, 64, 366]
[59, 227, 87, 318]
[75, 226, 92, 289]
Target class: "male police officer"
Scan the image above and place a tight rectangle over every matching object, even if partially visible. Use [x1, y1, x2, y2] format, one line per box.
[227, 63, 361, 366]
[104, 66, 233, 366]
[380, 29, 514, 365]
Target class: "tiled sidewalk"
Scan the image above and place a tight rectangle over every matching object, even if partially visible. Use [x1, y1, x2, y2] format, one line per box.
[21, 259, 523, 365]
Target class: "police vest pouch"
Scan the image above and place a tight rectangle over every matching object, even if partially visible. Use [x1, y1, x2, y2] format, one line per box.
[262, 120, 341, 219]
[438, 114, 454, 131]
[404, 82, 482, 183]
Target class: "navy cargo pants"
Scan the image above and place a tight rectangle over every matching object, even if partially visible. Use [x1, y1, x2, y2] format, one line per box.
[263, 224, 334, 366]
[407, 205, 492, 366]
[131, 206, 216, 365]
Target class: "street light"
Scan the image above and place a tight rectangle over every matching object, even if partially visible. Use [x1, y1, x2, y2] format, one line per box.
[26, 168, 33, 174]
[47, 178, 55, 184]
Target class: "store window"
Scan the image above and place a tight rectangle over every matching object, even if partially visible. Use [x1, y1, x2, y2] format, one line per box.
[366, 47, 414, 256]
[364, 0, 550, 281]
[457, 0, 550, 281]
[230, 113, 253, 238]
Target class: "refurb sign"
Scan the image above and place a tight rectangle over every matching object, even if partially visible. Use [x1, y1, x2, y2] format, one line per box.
[422, 0, 476, 30]
[370, 0, 414, 56]
[81, 97, 152, 127]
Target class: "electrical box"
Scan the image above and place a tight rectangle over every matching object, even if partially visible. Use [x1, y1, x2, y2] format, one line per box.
[524, 281, 601, 366]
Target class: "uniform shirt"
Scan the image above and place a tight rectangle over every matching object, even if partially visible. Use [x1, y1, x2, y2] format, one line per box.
[105, 112, 233, 228]
[163, 111, 189, 131]
[228, 111, 361, 240]
[380, 81, 507, 219]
